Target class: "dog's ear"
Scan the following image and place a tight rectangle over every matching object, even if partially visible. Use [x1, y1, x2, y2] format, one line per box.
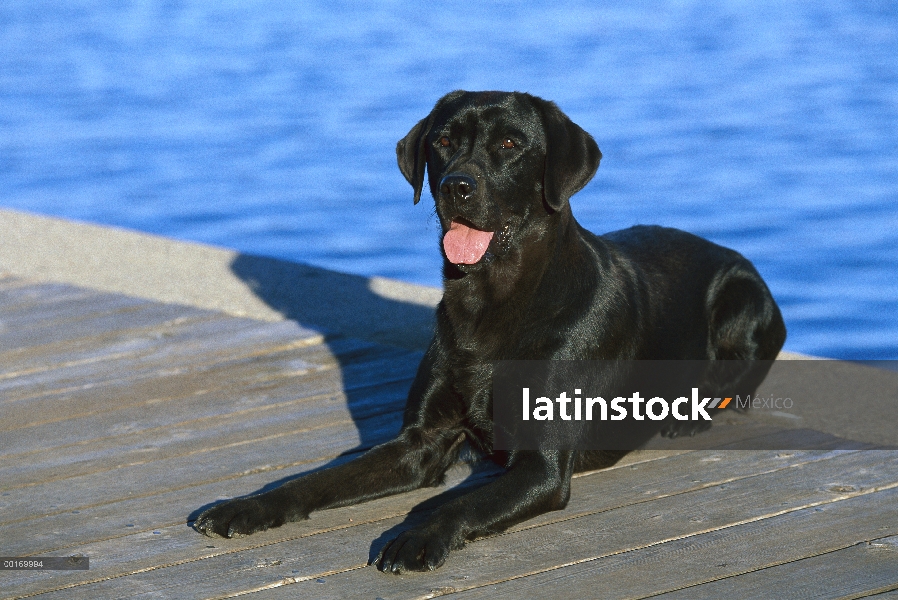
[396, 115, 432, 205]
[538, 100, 602, 211]
[397, 91, 468, 205]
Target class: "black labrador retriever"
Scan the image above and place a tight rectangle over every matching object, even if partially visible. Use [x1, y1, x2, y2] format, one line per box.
[195, 90, 786, 573]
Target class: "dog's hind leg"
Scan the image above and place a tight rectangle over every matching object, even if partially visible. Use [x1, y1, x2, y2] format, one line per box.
[706, 260, 786, 362]
[706, 260, 787, 398]
[662, 260, 787, 439]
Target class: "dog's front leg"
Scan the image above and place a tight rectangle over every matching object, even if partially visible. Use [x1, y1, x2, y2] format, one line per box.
[374, 449, 575, 573]
[194, 426, 465, 538]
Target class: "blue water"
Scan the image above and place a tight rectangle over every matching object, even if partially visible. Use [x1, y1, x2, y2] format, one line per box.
[1, 1, 896, 359]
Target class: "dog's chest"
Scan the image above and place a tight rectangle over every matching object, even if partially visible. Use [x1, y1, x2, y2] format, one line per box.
[445, 294, 535, 358]
[447, 358, 496, 443]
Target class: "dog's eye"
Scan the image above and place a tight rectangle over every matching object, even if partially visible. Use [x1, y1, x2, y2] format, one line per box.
[501, 139, 515, 149]
[439, 136, 451, 147]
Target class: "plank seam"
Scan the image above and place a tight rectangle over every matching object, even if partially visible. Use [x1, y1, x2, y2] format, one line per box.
[0, 314, 222, 381]
[852, 583, 898, 599]
[504, 450, 856, 536]
[0, 335, 327, 407]
[634, 537, 898, 599]
[417, 480, 898, 600]
[1, 443, 379, 530]
[12, 452, 867, 597]
[0, 377, 410, 466]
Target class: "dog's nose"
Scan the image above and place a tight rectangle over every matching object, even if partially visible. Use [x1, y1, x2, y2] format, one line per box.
[439, 174, 477, 202]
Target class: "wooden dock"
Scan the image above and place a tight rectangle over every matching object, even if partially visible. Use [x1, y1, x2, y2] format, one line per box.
[2, 273, 897, 599]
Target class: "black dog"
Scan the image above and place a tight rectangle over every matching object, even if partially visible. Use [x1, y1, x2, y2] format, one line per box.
[195, 90, 786, 573]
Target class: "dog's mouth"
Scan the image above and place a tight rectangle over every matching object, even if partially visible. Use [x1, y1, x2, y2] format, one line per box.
[443, 218, 495, 265]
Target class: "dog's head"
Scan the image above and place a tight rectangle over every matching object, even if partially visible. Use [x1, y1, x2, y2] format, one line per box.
[397, 91, 601, 271]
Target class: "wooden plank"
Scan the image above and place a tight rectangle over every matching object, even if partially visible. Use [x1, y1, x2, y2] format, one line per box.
[0, 295, 167, 348]
[1, 332, 402, 418]
[444, 492, 898, 600]
[0, 451, 678, 561]
[0, 455, 700, 597]
[2, 450, 682, 557]
[0, 450, 873, 598]
[0, 459, 494, 598]
[0, 344, 402, 435]
[4, 279, 890, 599]
[0, 280, 319, 376]
[0, 306, 386, 378]
[648, 535, 898, 600]
[0, 357, 416, 490]
[0, 338, 413, 449]
[0, 450, 501, 559]
[0, 450, 370, 558]
[0, 318, 325, 403]
[0, 311, 245, 374]
[0, 407, 404, 526]
[0, 377, 411, 488]
[213, 451, 897, 600]
[0, 287, 144, 322]
[0, 280, 108, 313]
[311, 485, 898, 600]
[0, 316, 268, 403]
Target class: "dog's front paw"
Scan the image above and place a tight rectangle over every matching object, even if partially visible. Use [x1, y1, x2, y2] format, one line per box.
[660, 419, 712, 439]
[194, 493, 301, 538]
[373, 526, 459, 574]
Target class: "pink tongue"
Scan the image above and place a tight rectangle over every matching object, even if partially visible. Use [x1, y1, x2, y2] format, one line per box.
[443, 221, 495, 264]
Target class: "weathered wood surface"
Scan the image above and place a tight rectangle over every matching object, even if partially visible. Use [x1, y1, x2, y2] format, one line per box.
[1, 274, 896, 599]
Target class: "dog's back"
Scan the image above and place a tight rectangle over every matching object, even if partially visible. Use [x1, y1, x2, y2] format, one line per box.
[599, 224, 786, 361]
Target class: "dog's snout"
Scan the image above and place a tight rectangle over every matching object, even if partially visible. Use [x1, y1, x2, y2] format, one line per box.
[439, 174, 477, 202]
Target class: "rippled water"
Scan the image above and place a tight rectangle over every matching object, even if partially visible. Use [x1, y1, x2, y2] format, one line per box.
[1, 1, 896, 359]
